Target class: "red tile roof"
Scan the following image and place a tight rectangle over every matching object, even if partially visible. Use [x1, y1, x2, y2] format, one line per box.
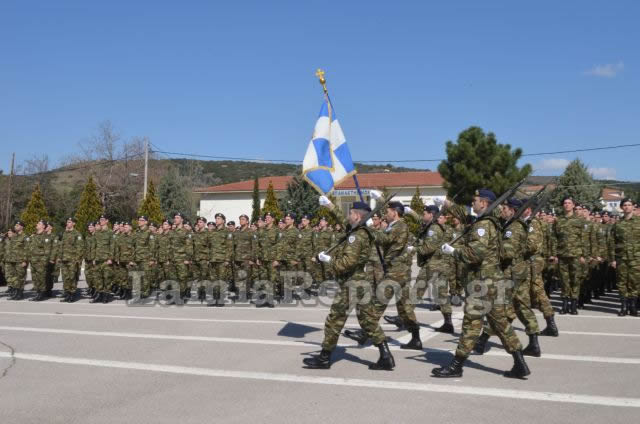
[194, 171, 444, 193]
[601, 187, 624, 201]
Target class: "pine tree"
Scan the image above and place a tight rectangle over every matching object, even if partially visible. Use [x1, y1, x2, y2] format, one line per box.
[550, 159, 601, 210]
[261, 180, 282, 220]
[251, 176, 261, 223]
[20, 183, 50, 234]
[158, 167, 192, 220]
[75, 176, 104, 235]
[405, 186, 425, 235]
[278, 175, 318, 218]
[437, 127, 532, 205]
[137, 180, 165, 225]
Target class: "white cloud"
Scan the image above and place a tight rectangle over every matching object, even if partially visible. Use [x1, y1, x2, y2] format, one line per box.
[590, 167, 617, 180]
[537, 158, 570, 171]
[584, 61, 624, 78]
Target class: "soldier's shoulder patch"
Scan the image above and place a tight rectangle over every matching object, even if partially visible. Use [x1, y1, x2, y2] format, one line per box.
[348, 235, 356, 244]
[427, 230, 434, 237]
[187, 234, 192, 239]
[384, 227, 392, 233]
[25, 237, 30, 241]
[227, 234, 233, 239]
[45, 238, 49, 242]
[278, 233, 282, 239]
[78, 236, 83, 240]
[528, 226, 534, 233]
[253, 234, 257, 239]
[477, 228, 486, 237]
[504, 230, 512, 238]
[298, 234, 302, 239]
[150, 235, 154, 240]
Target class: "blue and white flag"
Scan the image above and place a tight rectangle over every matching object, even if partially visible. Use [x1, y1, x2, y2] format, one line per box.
[302, 98, 356, 194]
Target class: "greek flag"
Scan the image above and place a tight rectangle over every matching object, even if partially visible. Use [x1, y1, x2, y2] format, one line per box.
[302, 98, 356, 194]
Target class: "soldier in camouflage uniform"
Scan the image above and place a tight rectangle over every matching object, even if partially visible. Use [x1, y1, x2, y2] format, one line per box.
[192, 217, 211, 301]
[209, 213, 233, 306]
[303, 202, 394, 371]
[6, 221, 28, 300]
[91, 216, 114, 303]
[45, 222, 58, 297]
[132, 216, 156, 300]
[84, 222, 97, 297]
[0, 231, 5, 291]
[111, 223, 127, 296]
[313, 216, 334, 282]
[435, 189, 529, 379]
[114, 222, 135, 300]
[608, 198, 640, 316]
[256, 212, 279, 307]
[28, 220, 53, 301]
[156, 220, 175, 288]
[233, 214, 256, 300]
[170, 213, 194, 302]
[57, 217, 84, 302]
[274, 212, 300, 301]
[550, 196, 586, 315]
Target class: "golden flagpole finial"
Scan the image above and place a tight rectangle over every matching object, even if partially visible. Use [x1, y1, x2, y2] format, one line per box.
[315, 68, 328, 93]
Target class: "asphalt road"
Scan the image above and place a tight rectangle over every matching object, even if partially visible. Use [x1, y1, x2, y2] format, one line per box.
[0, 274, 638, 424]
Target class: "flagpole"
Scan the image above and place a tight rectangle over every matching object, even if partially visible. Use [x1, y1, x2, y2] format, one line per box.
[315, 69, 366, 204]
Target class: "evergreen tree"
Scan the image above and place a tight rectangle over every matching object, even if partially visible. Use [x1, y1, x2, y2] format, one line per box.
[550, 159, 601, 210]
[137, 180, 165, 225]
[158, 167, 192, 219]
[261, 180, 282, 220]
[75, 176, 104, 235]
[278, 175, 318, 218]
[405, 186, 425, 235]
[437, 126, 532, 205]
[251, 176, 261, 223]
[20, 183, 50, 234]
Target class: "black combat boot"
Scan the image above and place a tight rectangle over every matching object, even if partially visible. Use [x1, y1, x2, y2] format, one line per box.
[343, 329, 369, 345]
[90, 292, 103, 303]
[31, 291, 45, 302]
[67, 291, 76, 303]
[102, 292, 110, 303]
[12, 289, 24, 300]
[570, 299, 578, 315]
[87, 287, 95, 297]
[435, 313, 454, 334]
[111, 284, 120, 294]
[383, 315, 404, 330]
[6, 287, 15, 297]
[400, 328, 422, 350]
[302, 349, 332, 369]
[629, 298, 638, 317]
[618, 298, 628, 317]
[432, 354, 466, 378]
[369, 340, 395, 370]
[473, 332, 490, 355]
[504, 350, 531, 379]
[540, 315, 559, 337]
[560, 297, 569, 315]
[522, 333, 541, 357]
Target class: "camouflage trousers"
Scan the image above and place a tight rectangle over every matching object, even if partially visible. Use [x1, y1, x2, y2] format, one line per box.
[530, 257, 554, 318]
[210, 261, 230, 299]
[113, 263, 128, 289]
[616, 258, 639, 298]
[30, 260, 48, 293]
[371, 275, 419, 333]
[193, 260, 210, 288]
[234, 260, 253, 294]
[94, 262, 113, 293]
[132, 262, 155, 296]
[46, 262, 57, 292]
[60, 261, 80, 294]
[157, 262, 175, 284]
[416, 267, 451, 314]
[277, 262, 300, 297]
[322, 280, 386, 350]
[558, 257, 582, 299]
[5, 262, 27, 289]
[84, 262, 96, 290]
[456, 278, 522, 358]
[174, 262, 192, 292]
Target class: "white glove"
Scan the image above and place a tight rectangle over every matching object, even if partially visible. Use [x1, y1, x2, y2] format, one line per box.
[407, 245, 414, 253]
[404, 206, 413, 215]
[441, 243, 455, 255]
[434, 198, 444, 207]
[366, 218, 374, 227]
[369, 190, 383, 200]
[318, 251, 331, 263]
[319, 196, 332, 206]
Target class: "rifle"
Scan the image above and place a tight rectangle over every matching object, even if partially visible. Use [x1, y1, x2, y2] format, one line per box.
[448, 177, 528, 245]
[416, 188, 464, 240]
[502, 184, 548, 230]
[526, 185, 557, 223]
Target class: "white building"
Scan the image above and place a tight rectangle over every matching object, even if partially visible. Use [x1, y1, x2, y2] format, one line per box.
[194, 171, 446, 223]
[600, 187, 625, 213]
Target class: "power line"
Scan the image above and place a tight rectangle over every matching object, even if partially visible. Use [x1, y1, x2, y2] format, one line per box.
[13, 152, 146, 177]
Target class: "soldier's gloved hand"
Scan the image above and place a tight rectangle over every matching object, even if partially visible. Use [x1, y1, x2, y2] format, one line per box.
[318, 251, 331, 263]
[369, 190, 383, 200]
[366, 218, 374, 227]
[441, 243, 455, 255]
[319, 196, 332, 206]
[407, 245, 414, 253]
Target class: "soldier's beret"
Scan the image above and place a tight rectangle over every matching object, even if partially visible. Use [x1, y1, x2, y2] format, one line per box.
[14, 220, 25, 227]
[263, 212, 273, 219]
[582, 205, 591, 212]
[196, 216, 207, 223]
[227, 221, 235, 226]
[88, 222, 95, 227]
[371, 212, 380, 218]
[184, 221, 192, 226]
[37, 219, 47, 226]
[149, 222, 157, 228]
[239, 214, 249, 220]
[424, 205, 439, 214]
[284, 212, 296, 220]
[207, 221, 214, 226]
[301, 214, 313, 220]
[562, 196, 574, 203]
[505, 198, 522, 209]
[387, 201, 404, 216]
[475, 189, 496, 202]
[215, 213, 226, 220]
[174, 212, 186, 219]
[66, 217, 77, 223]
[122, 221, 131, 226]
[278, 219, 285, 224]
[162, 218, 171, 225]
[351, 202, 371, 213]
[99, 215, 108, 220]
[620, 197, 633, 206]
[602, 211, 610, 217]
[319, 216, 328, 222]
[138, 215, 148, 221]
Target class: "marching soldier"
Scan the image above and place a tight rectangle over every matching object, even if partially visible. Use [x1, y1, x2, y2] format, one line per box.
[58, 217, 84, 302]
[298, 214, 315, 288]
[436, 189, 530, 379]
[303, 202, 394, 370]
[313, 215, 334, 282]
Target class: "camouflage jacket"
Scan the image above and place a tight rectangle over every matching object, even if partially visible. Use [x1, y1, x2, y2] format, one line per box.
[192, 229, 211, 262]
[551, 213, 585, 258]
[260, 225, 279, 262]
[277, 226, 300, 262]
[331, 226, 372, 282]
[453, 216, 503, 281]
[115, 233, 135, 263]
[94, 229, 114, 262]
[171, 227, 194, 262]
[416, 222, 448, 272]
[501, 219, 528, 282]
[608, 215, 640, 262]
[233, 226, 256, 262]
[59, 229, 84, 263]
[374, 218, 409, 281]
[6, 232, 28, 263]
[133, 228, 155, 263]
[209, 226, 233, 263]
[28, 232, 53, 263]
[85, 233, 96, 262]
[156, 232, 172, 263]
[298, 227, 314, 261]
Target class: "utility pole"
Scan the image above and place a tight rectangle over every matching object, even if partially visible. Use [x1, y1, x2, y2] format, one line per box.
[5, 153, 15, 228]
[143, 138, 149, 199]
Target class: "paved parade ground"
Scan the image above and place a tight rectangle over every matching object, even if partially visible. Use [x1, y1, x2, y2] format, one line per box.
[0, 276, 639, 424]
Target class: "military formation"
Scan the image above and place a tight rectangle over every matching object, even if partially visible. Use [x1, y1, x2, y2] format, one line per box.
[1, 189, 638, 379]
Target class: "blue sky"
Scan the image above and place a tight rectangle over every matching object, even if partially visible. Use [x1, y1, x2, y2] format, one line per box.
[1, 0, 638, 180]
